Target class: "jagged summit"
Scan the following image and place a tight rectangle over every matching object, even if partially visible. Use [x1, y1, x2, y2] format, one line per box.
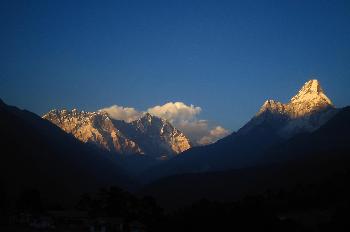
[291, 79, 329, 102]
[43, 108, 191, 158]
[138, 112, 155, 124]
[258, 100, 285, 115]
[258, 79, 333, 118]
[43, 108, 143, 154]
[289, 79, 333, 118]
[129, 112, 192, 155]
[291, 79, 332, 105]
[243, 79, 337, 137]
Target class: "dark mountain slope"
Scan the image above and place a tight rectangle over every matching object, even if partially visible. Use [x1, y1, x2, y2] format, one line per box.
[0, 99, 131, 207]
[263, 106, 350, 163]
[141, 124, 283, 183]
[141, 80, 337, 183]
[140, 107, 350, 209]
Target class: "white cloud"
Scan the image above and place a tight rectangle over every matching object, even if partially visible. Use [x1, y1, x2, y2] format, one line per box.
[147, 102, 201, 123]
[175, 120, 209, 143]
[147, 102, 229, 145]
[197, 126, 230, 145]
[100, 105, 143, 123]
[100, 102, 229, 145]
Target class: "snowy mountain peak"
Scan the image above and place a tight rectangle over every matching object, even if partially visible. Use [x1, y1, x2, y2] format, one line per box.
[242, 79, 337, 137]
[258, 100, 285, 115]
[288, 79, 333, 118]
[300, 79, 322, 93]
[43, 108, 191, 157]
[129, 113, 192, 155]
[258, 79, 333, 118]
[290, 79, 332, 106]
[43, 109, 143, 154]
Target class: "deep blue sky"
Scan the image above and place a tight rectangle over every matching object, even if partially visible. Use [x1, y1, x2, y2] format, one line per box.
[1, 0, 349, 131]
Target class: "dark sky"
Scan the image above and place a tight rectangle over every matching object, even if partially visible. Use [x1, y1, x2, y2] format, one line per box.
[1, 0, 349, 131]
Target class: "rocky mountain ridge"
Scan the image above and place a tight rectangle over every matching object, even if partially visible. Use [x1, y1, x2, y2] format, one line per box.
[43, 109, 191, 158]
[240, 79, 337, 137]
[258, 79, 333, 117]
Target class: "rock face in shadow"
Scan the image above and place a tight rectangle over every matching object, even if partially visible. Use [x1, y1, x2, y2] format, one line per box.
[140, 107, 350, 209]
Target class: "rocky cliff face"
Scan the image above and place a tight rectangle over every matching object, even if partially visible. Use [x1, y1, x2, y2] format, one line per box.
[129, 113, 192, 156]
[258, 80, 333, 117]
[43, 110, 191, 158]
[240, 79, 337, 137]
[43, 109, 143, 154]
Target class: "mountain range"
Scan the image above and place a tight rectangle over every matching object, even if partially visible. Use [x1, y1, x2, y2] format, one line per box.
[1, 79, 349, 209]
[140, 79, 339, 182]
[141, 89, 350, 208]
[141, 105, 350, 206]
[42, 79, 335, 170]
[43, 110, 191, 159]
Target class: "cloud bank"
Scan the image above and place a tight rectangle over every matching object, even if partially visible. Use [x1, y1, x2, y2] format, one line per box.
[101, 102, 229, 145]
[197, 126, 229, 145]
[147, 102, 201, 122]
[100, 105, 143, 123]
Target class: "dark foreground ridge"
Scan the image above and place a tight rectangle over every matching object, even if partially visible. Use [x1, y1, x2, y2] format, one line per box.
[1, 99, 350, 231]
